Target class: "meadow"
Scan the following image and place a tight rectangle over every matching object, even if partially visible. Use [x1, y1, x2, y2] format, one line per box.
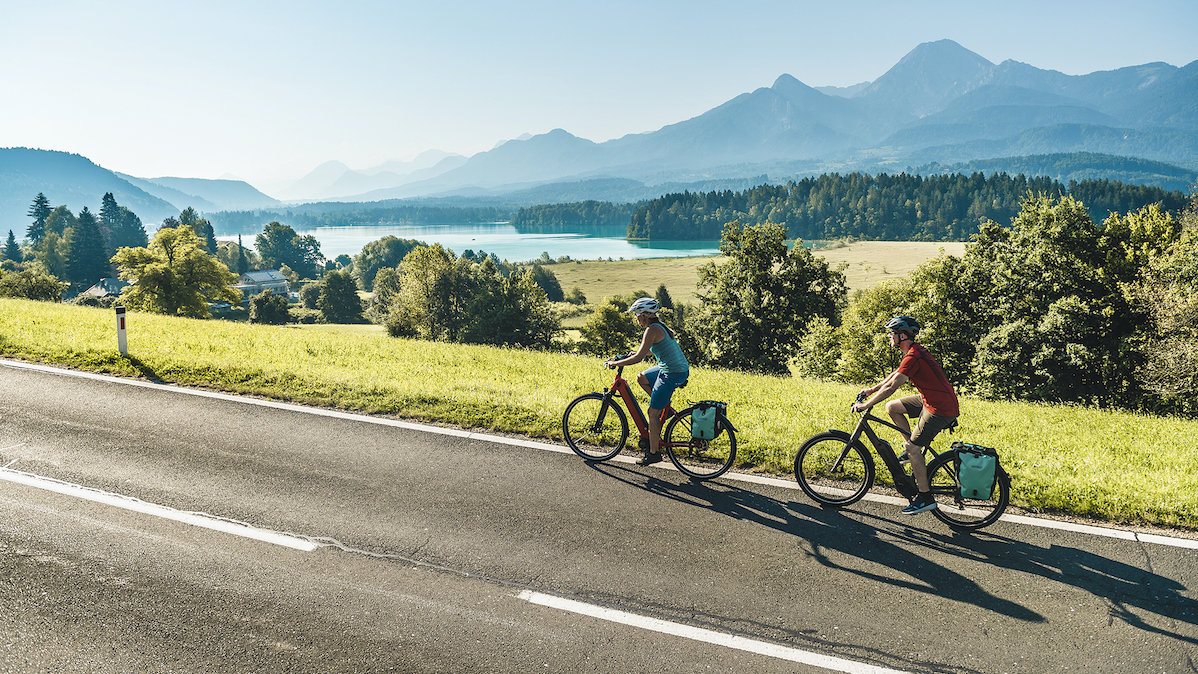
[548, 241, 967, 314]
[2, 296, 1195, 532]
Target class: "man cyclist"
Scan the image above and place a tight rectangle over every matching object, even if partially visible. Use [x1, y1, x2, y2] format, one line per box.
[852, 316, 959, 515]
[606, 297, 690, 466]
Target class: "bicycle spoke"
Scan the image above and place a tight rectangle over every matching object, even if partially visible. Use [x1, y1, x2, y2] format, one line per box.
[562, 394, 627, 461]
[663, 408, 735, 480]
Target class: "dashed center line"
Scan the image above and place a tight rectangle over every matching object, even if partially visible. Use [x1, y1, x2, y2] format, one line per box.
[0, 466, 320, 551]
[518, 590, 911, 673]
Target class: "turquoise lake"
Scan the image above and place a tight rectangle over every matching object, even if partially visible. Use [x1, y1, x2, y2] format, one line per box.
[225, 223, 722, 262]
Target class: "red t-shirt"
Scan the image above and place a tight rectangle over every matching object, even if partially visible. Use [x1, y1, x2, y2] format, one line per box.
[897, 343, 959, 417]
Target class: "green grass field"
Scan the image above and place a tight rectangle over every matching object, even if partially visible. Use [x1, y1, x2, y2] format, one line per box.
[2, 297, 1195, 532]
[546, 241, 968, 309]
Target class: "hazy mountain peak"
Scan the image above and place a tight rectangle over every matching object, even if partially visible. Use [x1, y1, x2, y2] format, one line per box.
[772, 73, 808, 89]
[864, 39, 997, 116]
[904, 39, 991, 63]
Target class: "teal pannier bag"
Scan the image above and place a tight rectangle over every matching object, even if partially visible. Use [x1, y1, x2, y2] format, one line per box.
[953, 441, 999, 499]
[691, 401, 726, 440]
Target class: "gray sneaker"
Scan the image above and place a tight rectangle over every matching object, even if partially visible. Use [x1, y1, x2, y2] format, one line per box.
[901, 493, 938, 515]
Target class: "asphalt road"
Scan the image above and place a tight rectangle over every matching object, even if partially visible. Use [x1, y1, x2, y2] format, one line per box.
[1, 361, 1195, 673]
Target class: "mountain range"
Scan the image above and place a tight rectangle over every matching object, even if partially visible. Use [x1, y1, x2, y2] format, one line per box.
[291, 39, 1197, 202]
[2, 39, 1195, 233]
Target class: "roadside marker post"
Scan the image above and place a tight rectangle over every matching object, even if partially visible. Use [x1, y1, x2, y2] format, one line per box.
[115, 305, 128, 356]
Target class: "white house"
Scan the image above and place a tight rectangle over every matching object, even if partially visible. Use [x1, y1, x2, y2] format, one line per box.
[234, 270, 290, 299]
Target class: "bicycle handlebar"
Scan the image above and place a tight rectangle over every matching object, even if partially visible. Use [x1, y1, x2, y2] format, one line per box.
[605, 352, 634, 370]
[852, 391, 872, 413]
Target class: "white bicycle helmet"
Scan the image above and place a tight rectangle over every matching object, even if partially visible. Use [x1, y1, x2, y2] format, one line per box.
[629, 297, 660, 315]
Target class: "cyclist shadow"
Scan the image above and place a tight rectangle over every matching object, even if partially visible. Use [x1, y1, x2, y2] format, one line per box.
[587, 462, 1043, 622]
[590, 462, 1198, 635]
[922, 527, 1198, 646]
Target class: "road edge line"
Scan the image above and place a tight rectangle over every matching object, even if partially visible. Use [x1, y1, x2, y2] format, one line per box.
[4, 358, 1195, 550]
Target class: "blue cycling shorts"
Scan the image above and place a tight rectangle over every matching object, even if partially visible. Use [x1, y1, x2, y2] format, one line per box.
[642, 365, 689, 411]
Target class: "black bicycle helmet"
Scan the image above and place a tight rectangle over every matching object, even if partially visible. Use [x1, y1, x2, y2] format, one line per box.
[884, 315, 920, 338]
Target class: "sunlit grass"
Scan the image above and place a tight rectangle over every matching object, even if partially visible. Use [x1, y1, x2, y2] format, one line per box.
[544, 241, 969, 307]
[2, 297, 1195, 530]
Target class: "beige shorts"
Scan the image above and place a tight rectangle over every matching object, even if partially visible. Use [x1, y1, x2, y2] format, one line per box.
[897, 395, 957, 447]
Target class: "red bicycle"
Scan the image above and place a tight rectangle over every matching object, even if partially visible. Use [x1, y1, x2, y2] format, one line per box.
[562, 356, 737, 480]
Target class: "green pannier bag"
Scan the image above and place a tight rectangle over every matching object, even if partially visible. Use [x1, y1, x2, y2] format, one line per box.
[953, 441, 999, 499]
[691, 401, 726, 440]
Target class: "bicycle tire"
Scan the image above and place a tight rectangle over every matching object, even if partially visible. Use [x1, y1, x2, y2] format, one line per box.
[562, 393, 628, 461]
[663, 407, 736, 480]
[794, 431, 875, 506]
[926, 450, 1010, 531]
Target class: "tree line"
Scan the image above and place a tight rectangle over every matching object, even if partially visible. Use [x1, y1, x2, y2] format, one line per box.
[510, 201, 641, 230]
[207, 203, 511, 235]
[626, 172, 1189, 241]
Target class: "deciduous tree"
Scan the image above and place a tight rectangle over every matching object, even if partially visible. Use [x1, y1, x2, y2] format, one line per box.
[316, 269, 364, 323]
[353, 235, 421, 290]
[249, 289, 291, 325]
[577, 297, 639, 357]
[0, 268, 66, 301]
[111, 225, 240, 317]
[256, 222, 322, 280]
[687, 221, 846, 374]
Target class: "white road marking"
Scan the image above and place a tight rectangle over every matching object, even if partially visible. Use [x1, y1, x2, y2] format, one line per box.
[518, 590, 910, 673]
[3, 358, 1195, 549]
[0, 466, 320, 551]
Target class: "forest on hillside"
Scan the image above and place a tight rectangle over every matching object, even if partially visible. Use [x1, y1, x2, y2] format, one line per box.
[207, 203, 510, 235]
[509, 201, 640, 230]
[627, 173, 1189, 241]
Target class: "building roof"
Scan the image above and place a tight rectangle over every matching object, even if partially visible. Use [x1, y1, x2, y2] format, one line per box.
[239, 270, 288, 284]
[81, 278, 130, 297]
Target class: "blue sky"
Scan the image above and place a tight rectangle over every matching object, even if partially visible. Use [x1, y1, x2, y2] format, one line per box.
[2, 0, 1195, 192]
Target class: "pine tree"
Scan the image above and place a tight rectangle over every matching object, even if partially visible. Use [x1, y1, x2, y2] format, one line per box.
[654, 284, 674, 309]
[3, 230, 22, 263]
[64, 207, 111, 287]
[109, 207, 148, 250]
[26, 193, 52, 244]
[236, 234, 248, 274]
[179, 207, 217, 253]
[99, 192, 121, 245]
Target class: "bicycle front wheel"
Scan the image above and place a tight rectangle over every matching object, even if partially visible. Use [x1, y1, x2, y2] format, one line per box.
[663, 408, 736, 480]
[794, 432, 874, 506]
[927, 451, 1010, 531]
[562, 393, 628, 461]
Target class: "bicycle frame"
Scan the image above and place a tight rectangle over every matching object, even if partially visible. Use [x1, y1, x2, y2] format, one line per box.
[602, 365, 677, 444]
[844, 408, 940, 499]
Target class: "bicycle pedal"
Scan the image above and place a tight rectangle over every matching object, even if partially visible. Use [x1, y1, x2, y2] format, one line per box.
[637, 437, 650, 450]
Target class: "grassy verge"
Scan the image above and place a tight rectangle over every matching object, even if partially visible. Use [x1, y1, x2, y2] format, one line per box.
[2, 297, 1195, 531]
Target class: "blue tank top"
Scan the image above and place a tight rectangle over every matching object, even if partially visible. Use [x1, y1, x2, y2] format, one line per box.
[649, 324, 689, 376]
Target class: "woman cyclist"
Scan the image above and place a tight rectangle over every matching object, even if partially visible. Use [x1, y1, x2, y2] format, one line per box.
[606, 297, 690, 465]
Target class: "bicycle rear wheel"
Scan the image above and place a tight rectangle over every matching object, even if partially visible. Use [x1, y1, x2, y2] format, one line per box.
[663, 407, 736, 480]
[794, 432, 874, 506]
[927, 451, 1010, 531]
[562, 393, 628, 461]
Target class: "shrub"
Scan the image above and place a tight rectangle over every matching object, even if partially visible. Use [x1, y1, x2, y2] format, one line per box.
[249, 290, 291, 325]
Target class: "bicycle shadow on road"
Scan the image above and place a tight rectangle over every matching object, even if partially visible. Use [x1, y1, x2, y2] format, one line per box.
[589, 462, 1198, 637]
[586, 461, 1043, 623]
[922, 527, 1198, 646]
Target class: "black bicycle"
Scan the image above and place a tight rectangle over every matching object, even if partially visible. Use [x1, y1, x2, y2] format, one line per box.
[793, 394, 1010, 530]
